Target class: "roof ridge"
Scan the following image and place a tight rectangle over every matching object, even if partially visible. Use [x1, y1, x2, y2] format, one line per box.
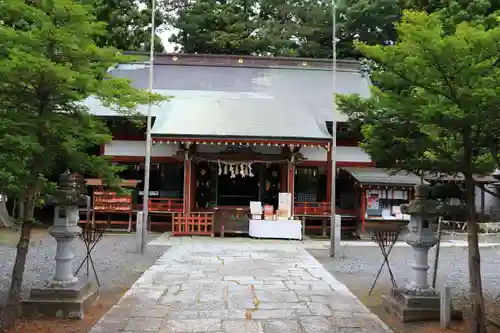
[122, 52, 361, 71]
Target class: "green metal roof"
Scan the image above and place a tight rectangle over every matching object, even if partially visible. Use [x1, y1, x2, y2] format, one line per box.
[342, 167, 422, 186]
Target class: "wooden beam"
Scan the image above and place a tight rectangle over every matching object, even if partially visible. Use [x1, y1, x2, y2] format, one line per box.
[153, 137, 329, 148]
[337, 161, 376, 167]
[109, 156, 181, 163]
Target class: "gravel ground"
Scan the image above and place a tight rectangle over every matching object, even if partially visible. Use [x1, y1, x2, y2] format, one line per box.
[310, 245, 500, 332]
[309, 245, 500, 300]
[0, 230, 169, 305]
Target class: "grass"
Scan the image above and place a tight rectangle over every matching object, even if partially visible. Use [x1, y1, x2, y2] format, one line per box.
[0, 226, 51, 246]
[0, 228, 21, 246]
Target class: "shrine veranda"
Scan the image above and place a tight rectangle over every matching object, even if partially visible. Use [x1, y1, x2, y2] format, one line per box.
[82, 53, 494, 237]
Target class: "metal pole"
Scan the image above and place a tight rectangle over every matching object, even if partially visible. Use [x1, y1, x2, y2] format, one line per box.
[141, 0, 156, 254]
[86, 195, 91, 277]
[329, 0, 338, 257]
[432, 216, 443, 289]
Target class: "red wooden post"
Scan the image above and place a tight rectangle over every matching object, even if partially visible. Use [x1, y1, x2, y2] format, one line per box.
[190, 161, 196, 213]
[287, 162, 295, 207]
[183, 157, 191, 216]
[361, 187, 366, 232]
[326, 143, 332, 206]
[280, 164, 287, 193]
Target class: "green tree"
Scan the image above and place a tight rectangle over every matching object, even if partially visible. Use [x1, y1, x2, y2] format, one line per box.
[337, 11, 500, 333]
[0, 0, 164, 329]
[86, 0, 165, 52]
[166, 0, 333, 57]
[337, 0, 500, 59]
[169, 0, 261, 55]
[293, 0, 333, 58]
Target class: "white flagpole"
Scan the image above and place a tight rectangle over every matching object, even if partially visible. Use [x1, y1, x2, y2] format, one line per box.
[329, 0, 338, 257]
[141, 0, 156, 254]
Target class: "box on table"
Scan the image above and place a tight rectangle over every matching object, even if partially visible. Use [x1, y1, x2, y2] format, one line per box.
[278, 193, 292, 219]
[263, 205, 274, 220]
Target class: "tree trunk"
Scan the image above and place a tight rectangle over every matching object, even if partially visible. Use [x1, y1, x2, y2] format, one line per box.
[18, 201, 24, 222]
[11, 198, 17, 220]
[0, 197, 34, 332]
[464, 173, 487, 333]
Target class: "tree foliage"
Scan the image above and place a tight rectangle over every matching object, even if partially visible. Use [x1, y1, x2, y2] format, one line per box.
[337, 11, 500, 333]
[337, 0, 500, 59]
[85, 0, 165, 52]
[165, 0, 333, 57]
[0, 0, 164, 329]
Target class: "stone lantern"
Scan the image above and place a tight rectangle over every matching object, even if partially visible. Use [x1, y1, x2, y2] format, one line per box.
[382, 184, 461, 321]
[401, 184, 439, 296]
[23, 171, 98, 319]
[48, 171, 87, 286]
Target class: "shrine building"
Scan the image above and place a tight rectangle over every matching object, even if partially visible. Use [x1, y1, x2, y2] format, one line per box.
[82, 54, 439, 237]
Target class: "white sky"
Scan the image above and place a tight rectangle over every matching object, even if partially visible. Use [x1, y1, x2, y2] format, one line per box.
[158, 28, 178, 52]
[136, 1, 178, 53]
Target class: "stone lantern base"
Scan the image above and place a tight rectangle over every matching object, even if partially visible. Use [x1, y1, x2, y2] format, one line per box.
[382, 288, 462, 322]
[22, 279, 98, 320]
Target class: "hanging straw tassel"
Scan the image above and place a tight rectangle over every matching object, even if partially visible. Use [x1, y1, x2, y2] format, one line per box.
[240, 163, 246, 177]
[223, 164, 228, 175]
[229, 164, 235, 178]
[248, 162, 254, 177]
[218, 160, 222, 176]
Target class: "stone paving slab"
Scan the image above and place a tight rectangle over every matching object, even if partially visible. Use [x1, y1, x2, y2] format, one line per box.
[148, 232, 500, 248]
[89, 242, 392, 333]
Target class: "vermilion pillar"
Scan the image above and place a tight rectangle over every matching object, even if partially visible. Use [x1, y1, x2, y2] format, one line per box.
[361, 187, 366, 232]
[287, 162, 295, 210]
[326, 143, 332, 205]
[280, 164, 287, 193]
[190, 161, 196, 212]
[183, 156, 192, 216]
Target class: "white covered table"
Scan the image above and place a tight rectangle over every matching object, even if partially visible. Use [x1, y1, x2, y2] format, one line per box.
[248, 219, 302, 240]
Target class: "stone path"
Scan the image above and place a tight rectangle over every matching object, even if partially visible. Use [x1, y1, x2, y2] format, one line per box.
[148, 232, 500, 248]
[90, 242, 391, 333]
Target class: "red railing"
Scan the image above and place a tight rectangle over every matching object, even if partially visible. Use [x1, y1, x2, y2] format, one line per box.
[148, 198, 183, 213]
[294, 202, 356, 217]
[172, 213, 214, 236]
[294, 202, 330, 216]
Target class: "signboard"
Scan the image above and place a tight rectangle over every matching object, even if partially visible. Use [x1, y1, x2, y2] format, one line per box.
[367, 193, 380, 210]
[366, 190, 381, 216]
[278, 193, 292, 219]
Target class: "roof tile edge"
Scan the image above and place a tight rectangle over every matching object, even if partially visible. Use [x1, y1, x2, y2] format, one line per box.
[123, 52, 360, 71]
